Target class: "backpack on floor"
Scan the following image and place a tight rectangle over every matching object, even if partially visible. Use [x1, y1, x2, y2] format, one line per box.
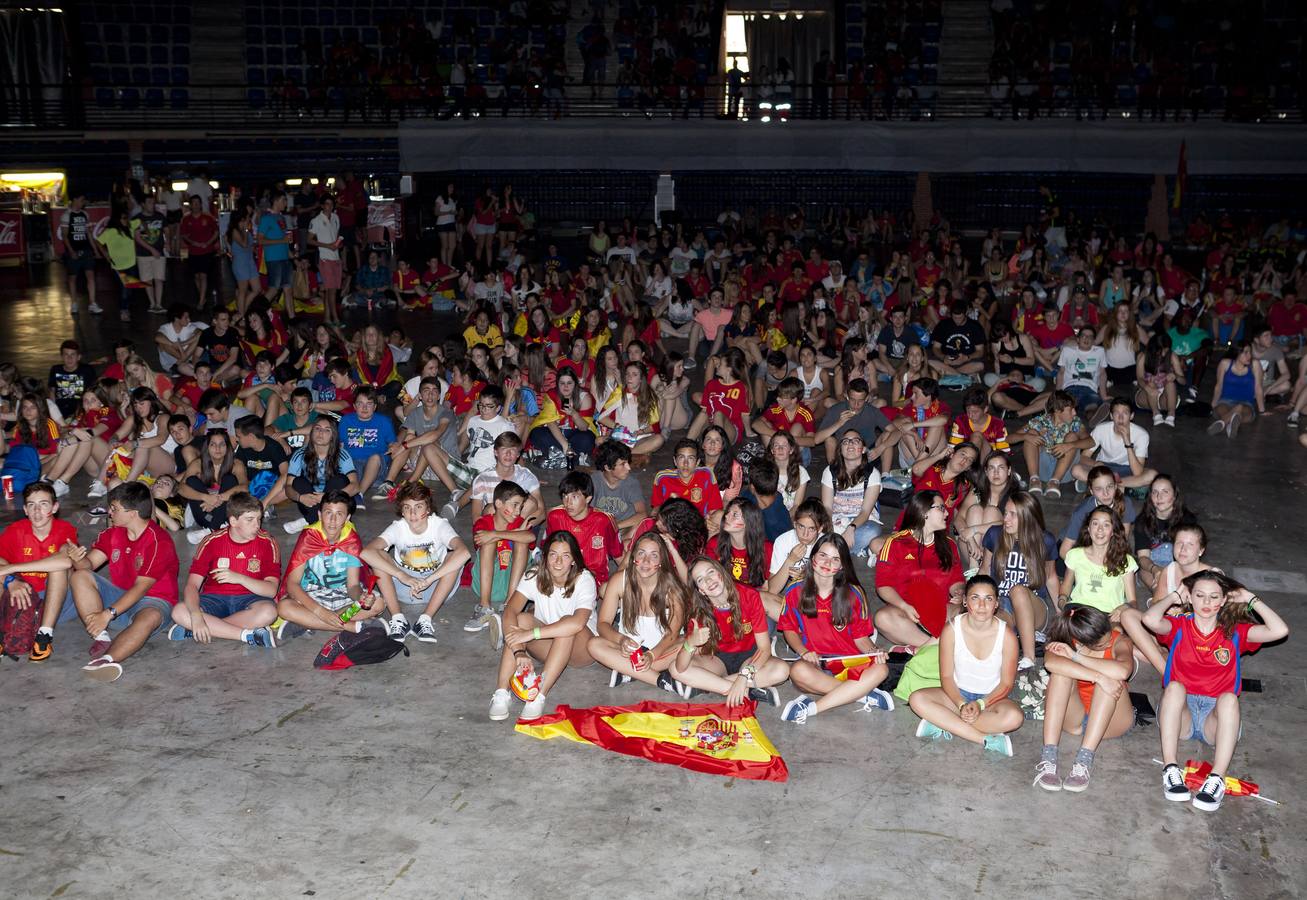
[314, 629, 409, 670]
[0, 587, 44, 657]
[0, 446, 43, 495]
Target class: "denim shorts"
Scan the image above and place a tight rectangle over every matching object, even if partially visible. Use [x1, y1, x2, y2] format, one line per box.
[93, 572, 173, 636]
[1184, 693, 1242, 745]
[198, 592, 266, 619]
[959, 688, 988, 703]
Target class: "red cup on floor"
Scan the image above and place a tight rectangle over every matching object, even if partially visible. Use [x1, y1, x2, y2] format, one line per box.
[1, 475, 13, 500]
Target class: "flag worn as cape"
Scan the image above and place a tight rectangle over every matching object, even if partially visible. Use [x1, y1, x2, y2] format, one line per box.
[278, 520, 371, 598]
[1183, 759, 1258, 797]
[515, 699, 788, 782]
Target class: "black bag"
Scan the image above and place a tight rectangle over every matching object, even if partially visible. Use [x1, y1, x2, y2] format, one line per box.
[314, 629, 409, 670]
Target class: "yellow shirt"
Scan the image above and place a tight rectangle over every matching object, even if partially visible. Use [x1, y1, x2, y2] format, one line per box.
[463, 324, 504, 350]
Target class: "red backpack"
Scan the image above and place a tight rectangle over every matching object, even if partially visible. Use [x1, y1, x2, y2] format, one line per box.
[313, 629, 408, 670]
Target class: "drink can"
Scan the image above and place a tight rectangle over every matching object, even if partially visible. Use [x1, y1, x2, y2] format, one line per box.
[629, 647, 646, 670]
[1, 475, 12, 500]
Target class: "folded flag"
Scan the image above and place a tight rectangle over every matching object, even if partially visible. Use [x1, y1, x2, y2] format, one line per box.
[1182, 759, 1259, 798]
[516, 699, 788, 782]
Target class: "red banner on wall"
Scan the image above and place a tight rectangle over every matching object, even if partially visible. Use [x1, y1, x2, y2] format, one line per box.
[0, 211, 27, 265]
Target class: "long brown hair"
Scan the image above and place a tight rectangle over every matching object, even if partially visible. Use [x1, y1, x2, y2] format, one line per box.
[687, 556, 742, 654]
[995, 490, 1050, 590]
[1178, 569, 1259, 638]
[620, 533, 686, 635]
[1074, 506, 1131, 577]
[534, 530, 584, 597]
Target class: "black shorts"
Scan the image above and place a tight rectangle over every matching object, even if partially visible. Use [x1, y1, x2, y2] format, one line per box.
[1106, 364, 1136, 387]
[340, 226, 358, 248]
[166, 209, 183, 225]
[187, 254, 216, 277]
[717, 648, 756, 675]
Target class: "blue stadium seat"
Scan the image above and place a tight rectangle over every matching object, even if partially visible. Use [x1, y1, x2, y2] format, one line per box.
[247, 7, 262, 25]
[103, 23, 123, 43]
[287, 47, 303, 65]
[129, 45, 147, 66]
[120, 87, 140, 109]
[171, 65, 189, 84]
[107, 44, 127, 65]
[847, 26, 863, 42]
[95, 87, 115, 107]
[150, 45, 168, 65]
[145, 87, 164, 108]
[88, 44, 106, 64]
[285, 27, 302, 45]
[150, 24, 168, 43]
[248, 88, 267, 109]
[247, 68, 265, 85]
[324, 27, 339, 44]
[174, 46, 189, 65]
[268, 47, 283, 65]
[302, 9, 317, 26]
[91, 66, 111, 84]
[363, 26, 379, 44]
[175, 25, 190, 44]
[248, 46, 264, 65]
[175, 7, 190, 24]
[246, 26, 261, 45]
[151, 67, 169, 85]
[111, 65, 130, 84]
[171, 87, 189, 109]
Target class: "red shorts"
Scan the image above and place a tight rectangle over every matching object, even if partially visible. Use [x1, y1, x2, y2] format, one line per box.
[318, 259, 342, 290]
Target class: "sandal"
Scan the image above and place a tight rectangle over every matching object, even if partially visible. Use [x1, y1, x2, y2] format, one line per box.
[1044, 483, 1062, 498]
[1028, 477, 1043, 495]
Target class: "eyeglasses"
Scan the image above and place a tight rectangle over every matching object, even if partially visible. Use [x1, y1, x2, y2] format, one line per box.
[929, 504, 947, 511]
[840, 438, 864, 446]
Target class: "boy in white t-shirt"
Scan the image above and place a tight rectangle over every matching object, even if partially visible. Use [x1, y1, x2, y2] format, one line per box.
[359, 482, 470, 643]
[1070, 396, 1158, 490]
[1056, 326, 1109, 418]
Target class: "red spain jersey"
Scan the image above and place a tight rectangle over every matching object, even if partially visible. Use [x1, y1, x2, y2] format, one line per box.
[1163, 616, 1262, 696]
[762, 402, 815, 435]
[909, 464, 972, 528]
[92, 521, 180, 606]
[875, 530, 963, 637]
[706, 535, 773, 586]
[949, 413, 1010, 452]
[701, 378, 750, 431]
[0, 518, 78, 593]
[778, 582, 874, 656]
[650, 468, 723, 517]
[188, 528, 281, 596]
[472, 513, 534, 573]
[704, 582, 768, 654]
[545, 506, 621, 585]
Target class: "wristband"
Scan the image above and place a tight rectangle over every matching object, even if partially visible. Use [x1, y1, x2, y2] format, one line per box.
[108, 606, 120, 621]
[532, 626, 541, 640]
[1247, 596, 1258, 613]
[2, 575, 14, 589]
[682, 640, 695, 653]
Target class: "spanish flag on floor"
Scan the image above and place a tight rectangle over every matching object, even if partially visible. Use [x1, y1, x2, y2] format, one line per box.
[1182, 759, 1259, 798]
[516, 700, 789, 782]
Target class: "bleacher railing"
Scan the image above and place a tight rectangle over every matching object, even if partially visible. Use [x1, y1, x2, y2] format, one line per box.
[11, 81, 1305, 128]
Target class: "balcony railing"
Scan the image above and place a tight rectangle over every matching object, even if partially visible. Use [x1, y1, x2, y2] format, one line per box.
[7, 81, 1304, 129]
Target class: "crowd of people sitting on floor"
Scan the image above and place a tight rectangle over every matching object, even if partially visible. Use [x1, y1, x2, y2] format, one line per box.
[1, 180, 1301, 814]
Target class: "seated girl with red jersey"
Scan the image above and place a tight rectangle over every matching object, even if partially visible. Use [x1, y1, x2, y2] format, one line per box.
[1143, 570, 1288, 812]
[778, 533, 893, 725]
[687, 348, 753, 443]
[705, 497, 778, 614]
[672, 557, 789, 707]
[875, 491, 965, 647]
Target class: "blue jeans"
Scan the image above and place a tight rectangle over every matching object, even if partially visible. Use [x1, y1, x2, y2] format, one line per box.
[1065, 384, 1102, 416]
[848, 520, 882, 557]
[1038, 448, 1079, 483]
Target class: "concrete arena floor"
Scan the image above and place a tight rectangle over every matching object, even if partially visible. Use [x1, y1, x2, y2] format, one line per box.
[0, 263, 1305, 899]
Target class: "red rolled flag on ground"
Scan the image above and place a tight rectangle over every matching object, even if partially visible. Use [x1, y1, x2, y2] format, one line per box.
[516, 699, 789, 782]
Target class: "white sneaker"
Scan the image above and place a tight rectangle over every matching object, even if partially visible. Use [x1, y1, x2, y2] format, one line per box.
[88, 302, 104, 314]
[70, 303, 79, 315]
[87, 481, 108, 498]
[51, 479, 70, 498]
[1153, 412, 1164, 425]
[489, 688, 513, 721]
[186, 527, 212, 546]
[521, 692, 547, 720]
[1288, 411, 1300, 428]
[1018, 656, 1035, 671]
[282, 517, 309, 535]
[1164, 414, 1175, 427]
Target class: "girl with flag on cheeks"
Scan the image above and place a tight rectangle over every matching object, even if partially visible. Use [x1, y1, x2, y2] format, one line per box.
[672, 557, 789, 707]
[778, 534, 894, 725]
[1143, 570, 1288, 812]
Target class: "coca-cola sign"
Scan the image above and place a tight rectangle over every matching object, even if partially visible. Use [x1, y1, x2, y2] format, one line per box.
[0, 211, 25, 262]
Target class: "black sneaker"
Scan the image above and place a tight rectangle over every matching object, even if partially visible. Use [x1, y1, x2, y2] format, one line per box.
[1192, 773, 1226, 812]
[1162, 764, 1191, 802]
[656, 671, 688, 697]
[748, 686, 780, 707]
[29, 632, 53, 663]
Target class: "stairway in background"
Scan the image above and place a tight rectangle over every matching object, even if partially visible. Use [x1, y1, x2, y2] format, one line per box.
[565, 1, 618, 101]
[190, 0, 247, 105]
[937, 0, 992, 112]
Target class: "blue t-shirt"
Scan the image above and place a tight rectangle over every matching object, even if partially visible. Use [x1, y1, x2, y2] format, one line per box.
[338, 412, 396, 461]
[258, 212, 289, 262]
[740, 489, 794, 544]
[287, 447, 356, 491]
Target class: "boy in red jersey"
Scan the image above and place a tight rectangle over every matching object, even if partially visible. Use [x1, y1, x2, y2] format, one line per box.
[752, 376, 816, 455]
[545, 471, 622, 587]
[948, 386, 1011, 456]
[169, 492, 281, 648]
[0, 482, 81, 661]
[649, 438, 723, 518]
[68, 481, 181, 682]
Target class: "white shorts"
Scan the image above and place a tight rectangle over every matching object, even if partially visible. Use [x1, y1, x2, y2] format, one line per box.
[137, 254, 166, 282]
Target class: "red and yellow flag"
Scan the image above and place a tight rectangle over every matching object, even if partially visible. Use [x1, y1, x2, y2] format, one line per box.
[516, 700, 789, 782]
[1183, 759, 1258, 797]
